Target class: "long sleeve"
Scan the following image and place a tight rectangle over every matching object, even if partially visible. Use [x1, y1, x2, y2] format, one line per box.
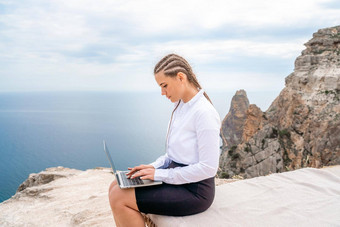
[154, 129, 219, 184]
[153, 106, 221, 184]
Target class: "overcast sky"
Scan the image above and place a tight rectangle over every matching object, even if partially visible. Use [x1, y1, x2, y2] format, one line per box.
[0, 0, 340, 93]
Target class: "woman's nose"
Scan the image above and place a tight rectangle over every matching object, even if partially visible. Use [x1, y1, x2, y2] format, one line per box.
[161, 89, 166, 96]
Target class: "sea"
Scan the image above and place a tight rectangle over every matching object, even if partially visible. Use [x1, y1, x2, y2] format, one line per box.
[0, 90, 279, 203]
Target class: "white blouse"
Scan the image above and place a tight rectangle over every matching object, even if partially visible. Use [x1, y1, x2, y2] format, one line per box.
[150, 89, 221, 184]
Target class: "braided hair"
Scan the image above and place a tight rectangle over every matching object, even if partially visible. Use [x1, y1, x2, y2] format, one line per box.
[154, 54, 212, 104]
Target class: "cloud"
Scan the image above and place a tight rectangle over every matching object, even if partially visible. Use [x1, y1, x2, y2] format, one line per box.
[50, 0, 338, 33]
[0, 0, 339, 92]
[199, 71, 286, 92]
[148, 39, 305, 61]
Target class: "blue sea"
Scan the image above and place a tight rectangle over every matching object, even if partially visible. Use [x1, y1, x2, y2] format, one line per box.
[0, 90, 279, 202]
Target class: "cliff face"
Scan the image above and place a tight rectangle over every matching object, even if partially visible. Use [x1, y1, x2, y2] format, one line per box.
[0, 167, 115, 226]
[220, 90, 250, 148]
[0, 166, 235, 226]
[219, 26, 340, 179]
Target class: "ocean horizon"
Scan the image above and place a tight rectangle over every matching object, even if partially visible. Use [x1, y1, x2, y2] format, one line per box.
[0, 90, 280, 202]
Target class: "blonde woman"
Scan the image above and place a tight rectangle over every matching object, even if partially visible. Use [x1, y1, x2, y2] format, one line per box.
[108, 54, 221, 226]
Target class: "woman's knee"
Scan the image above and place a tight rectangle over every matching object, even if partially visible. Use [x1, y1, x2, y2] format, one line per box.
[108, 184, 120, 209]
[109, 180, 118, 193]
[108, 185, 138, 212]
[109, 183, 131, 210]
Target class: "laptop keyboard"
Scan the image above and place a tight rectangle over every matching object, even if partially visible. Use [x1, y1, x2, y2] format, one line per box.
[119, 172, 144, 186]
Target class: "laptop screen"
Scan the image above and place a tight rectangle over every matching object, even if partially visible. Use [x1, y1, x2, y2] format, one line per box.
[103, 140, 117, 174]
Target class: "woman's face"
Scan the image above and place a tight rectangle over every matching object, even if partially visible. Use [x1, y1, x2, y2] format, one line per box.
[155, 71, 184, 103]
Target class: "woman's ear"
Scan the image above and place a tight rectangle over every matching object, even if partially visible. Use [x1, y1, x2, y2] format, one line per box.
[177, 72, 186, 82]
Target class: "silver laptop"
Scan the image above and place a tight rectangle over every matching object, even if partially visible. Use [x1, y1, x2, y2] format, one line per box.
[103, 140, 162, 189]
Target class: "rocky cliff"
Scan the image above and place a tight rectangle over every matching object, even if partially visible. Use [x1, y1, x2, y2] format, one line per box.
[220, 90, 250, 148]
[0, 167, 234, 226]
[0, 167, 115, 226]
[219, 26, 340, 179]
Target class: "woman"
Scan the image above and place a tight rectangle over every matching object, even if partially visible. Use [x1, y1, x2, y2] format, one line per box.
[108, 54, 221, 226]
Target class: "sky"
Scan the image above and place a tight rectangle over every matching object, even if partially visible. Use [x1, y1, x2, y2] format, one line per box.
[0, 0, 340, 93]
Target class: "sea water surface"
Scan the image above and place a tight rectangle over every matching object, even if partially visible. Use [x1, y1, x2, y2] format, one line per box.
[0, 90, 278, 202]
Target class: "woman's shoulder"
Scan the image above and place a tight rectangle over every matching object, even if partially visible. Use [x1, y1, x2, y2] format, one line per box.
[193, 98, 221, 128]
[195, 97, 219, 115]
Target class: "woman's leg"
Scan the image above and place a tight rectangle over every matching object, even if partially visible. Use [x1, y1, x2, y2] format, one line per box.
[108, 180, 144, 227]
[108, 181, 120, 226]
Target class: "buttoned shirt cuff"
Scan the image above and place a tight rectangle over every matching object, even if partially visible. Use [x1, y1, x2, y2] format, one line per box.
[149, 156, 171, 169]
[149, 161, 163, 169]
[154, 169, 169, 182]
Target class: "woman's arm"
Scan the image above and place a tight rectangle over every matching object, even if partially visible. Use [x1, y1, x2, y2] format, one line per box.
[153, 128, 220, 184]
[153, 108, 221, 184]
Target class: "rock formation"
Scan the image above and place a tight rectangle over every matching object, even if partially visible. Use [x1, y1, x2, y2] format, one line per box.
[219, 26, 340, 179]
[0, 167, 115, 226]
[0, 166, 235, 226]
[220, 90, 250, 148]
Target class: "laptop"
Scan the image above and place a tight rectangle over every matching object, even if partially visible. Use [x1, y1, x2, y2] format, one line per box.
[103, 140, 162, 189]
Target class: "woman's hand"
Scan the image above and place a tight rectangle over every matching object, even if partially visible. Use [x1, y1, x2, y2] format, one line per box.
[126, 165, 155, 180]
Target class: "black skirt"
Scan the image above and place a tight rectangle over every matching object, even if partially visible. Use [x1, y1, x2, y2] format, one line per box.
[135, 161, 215, 216]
